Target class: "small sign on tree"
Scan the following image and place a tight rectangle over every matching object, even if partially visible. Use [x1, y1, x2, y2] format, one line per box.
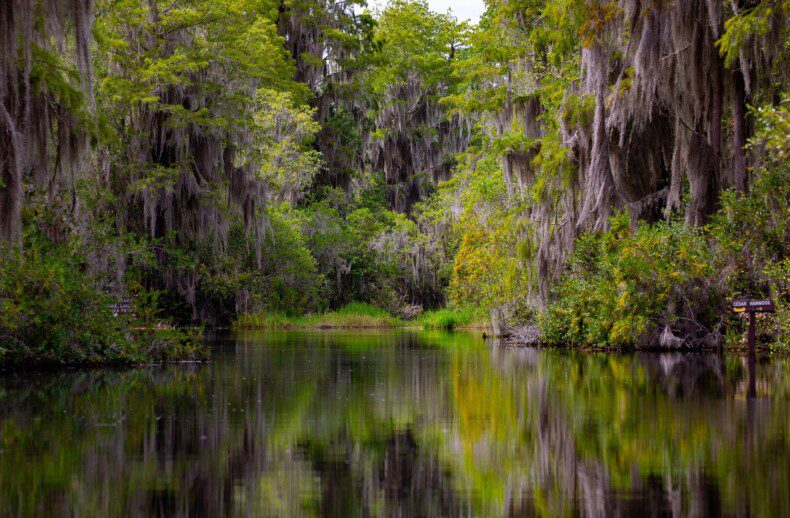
[110, 298, 133, 317]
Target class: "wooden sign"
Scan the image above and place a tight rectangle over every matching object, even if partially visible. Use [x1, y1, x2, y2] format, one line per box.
[732, 298, 776, 366]
[731, 299, 775, 313]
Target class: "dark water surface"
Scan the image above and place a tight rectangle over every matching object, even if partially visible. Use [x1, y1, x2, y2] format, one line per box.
[0, 330, 787, 517]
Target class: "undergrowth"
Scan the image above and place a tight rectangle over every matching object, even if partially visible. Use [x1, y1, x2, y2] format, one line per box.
[236, 302, 403, 329]
[0, 239, 204, 366]
[540, 162, 788, 349]
[418, 307, 482, 330]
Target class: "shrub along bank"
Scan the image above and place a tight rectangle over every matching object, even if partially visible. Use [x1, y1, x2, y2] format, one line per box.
[540, 164, 787, 350]
[0, 240, 203, 367]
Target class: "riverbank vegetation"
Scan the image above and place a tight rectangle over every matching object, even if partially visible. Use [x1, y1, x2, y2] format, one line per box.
[236, 303, 403, 329]
[0, 0, 787, 362]
[0, 235, 202, 366]
[418, 307, 483, 331]
[236, 304, 483, 331]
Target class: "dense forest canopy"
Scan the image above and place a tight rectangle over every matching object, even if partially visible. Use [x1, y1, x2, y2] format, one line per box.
[0, 0, 787, 356]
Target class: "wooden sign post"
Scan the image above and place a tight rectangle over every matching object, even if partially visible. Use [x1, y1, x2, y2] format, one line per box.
[731, 298, 775, 353]
[732, 298, 775, 399]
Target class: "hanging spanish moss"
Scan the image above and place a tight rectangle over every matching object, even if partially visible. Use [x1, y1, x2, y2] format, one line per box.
[0, 0, 94, 244]
[277, 0, 373, 189]
[370, 77, 472, 213]
[99, 0, 308, 321]
[442, 0, 787, 322]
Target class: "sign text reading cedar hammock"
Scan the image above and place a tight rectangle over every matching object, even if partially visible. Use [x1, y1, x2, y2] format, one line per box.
[731, 298, 775, 354]
[731, 299, 775, 313]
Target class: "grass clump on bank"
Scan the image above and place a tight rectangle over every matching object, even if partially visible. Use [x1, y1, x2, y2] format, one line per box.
[417, 307, 482, 330]
[0, 242, 204, 367]
[236, 302, 403, 329]
[305, 302, 403, 328]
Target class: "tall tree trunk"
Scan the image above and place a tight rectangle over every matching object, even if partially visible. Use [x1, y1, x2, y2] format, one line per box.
[0, 104, 22, 246]
[684, 8, 725, 227]
[0, 0, 23, 245]
[732, 67, 750, 193]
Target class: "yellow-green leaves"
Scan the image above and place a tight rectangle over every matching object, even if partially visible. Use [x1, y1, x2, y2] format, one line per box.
[97, 0, 301, 114]
[247, 89, 322, 203]
[717, 0, 785, 68]
[371, 0, 468, 94]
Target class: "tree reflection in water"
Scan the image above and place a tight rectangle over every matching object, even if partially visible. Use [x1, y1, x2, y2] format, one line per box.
[0, 330, 786, 516]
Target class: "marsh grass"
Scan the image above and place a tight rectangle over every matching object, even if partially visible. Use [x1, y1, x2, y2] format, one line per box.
[236, 302, 403, 329]
[417, 307, 483, 330]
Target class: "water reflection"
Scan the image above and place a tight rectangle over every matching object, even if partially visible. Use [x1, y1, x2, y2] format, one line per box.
[0, 330, 787, 516]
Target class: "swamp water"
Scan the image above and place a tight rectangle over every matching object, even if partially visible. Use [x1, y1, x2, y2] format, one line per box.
[0, 330, 787, 516]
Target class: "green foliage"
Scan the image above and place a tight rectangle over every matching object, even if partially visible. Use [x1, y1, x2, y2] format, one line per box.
[96, 0, 306, 110]
[259, 209, 324, 312]
[0, 239, 201, 365]
[434, 0, 589, 317]
[541, 214, 720, 348]
[542, 149, 789, 349]
[371, 0, 468, 94]
[441, 151, 533, 312]
[706, 104, 789, 348]
[418, 307, 480, 330]
[296, 171, 449, 312]
[236, 302, 403, 329]
[749, 97, 790, 162]
[540, 95, 789, 349]
[717, 0, 787, 68]
[246, 89, 323, 201]
[150, 207, 323, 323]
[29, 42, 90, 121]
